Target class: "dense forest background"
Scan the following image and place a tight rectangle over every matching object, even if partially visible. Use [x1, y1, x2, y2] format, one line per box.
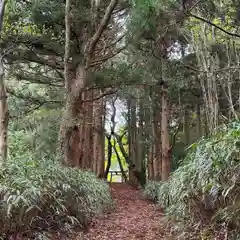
[0, 0, 239, 239]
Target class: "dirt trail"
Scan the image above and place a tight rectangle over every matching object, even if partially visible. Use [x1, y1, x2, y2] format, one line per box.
[81, 183, 165, 240]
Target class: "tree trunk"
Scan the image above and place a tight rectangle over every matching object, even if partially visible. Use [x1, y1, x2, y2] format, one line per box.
[0, 55, 8, 161]
[138, 97, 146, 183]
[115, 133, 130, 164]
[146, 91, 154, 180]
[128, 97, 139, 186]
[161, 88, 170, 181]
[59, 65, 87, 167]
[81, 90, 94, 170]
[196, 103, 202, 138]
[0, 0, 8, 162]
[113, 139, 127, 182]
[183, 106, 190, 146]
[104, 135, 112, 179]
[152, 89, 161, 181]
[92, 90, 105, 177]
[147, 146, 154, 180]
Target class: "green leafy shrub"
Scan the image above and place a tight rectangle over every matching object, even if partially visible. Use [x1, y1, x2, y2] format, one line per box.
[0, 158, 112, 239]
[9, 109, 61, 160]
[150, 122, 240, 238]
[143, 181, 163, 202]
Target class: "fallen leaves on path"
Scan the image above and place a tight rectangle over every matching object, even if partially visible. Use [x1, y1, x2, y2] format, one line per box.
[79, 183, 166, 240]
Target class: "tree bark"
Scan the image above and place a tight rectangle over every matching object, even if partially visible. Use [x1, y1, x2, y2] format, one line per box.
[138, 97, 146, 182]
[81, 90, 94, 170]
[92, 90, 105, 177]
[104, 135, 112, 179]
[0, 54, 8, 161]
[115, 133, 130, 164]
[128, 97, 139, 186]
[64, 0, 71, 90]
[147, 146, 154, 180]
[152, 90, 162, 181]
[183, 106, 190, 146]
[59, 65, 87, 166]
[0, 0, 8, 162]
[113, 139, 127, 182]
[196, 103, 202, 138]
[146, 91, 154, 180]
[161, 88, 170, 181]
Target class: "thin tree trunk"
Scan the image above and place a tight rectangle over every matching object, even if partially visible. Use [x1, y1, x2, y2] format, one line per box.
[147, 146, 154, 180]
[64, 0, 71, 90]
[128, 97, 139, 186]
[147, 90, 154, 180]
[0, 0, 8, 162]
[161, 88, 170, 181]
[138, 97, 146, 182]
[196, 103, 202, 138]
[0, 55, 8, 161]
[183, 106, 190, 146]
[152, 89, 161, 180]
[93, 90, 105, 177]
[113, 139, 127, 182]
[115, 134, 130, 164]
[104, 135, 112, 179]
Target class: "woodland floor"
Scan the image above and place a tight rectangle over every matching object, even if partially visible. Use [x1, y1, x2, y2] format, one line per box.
[79, 183, 166, 240]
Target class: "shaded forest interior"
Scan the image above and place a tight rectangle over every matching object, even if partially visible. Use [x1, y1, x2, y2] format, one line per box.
[0, 0, 239, 239]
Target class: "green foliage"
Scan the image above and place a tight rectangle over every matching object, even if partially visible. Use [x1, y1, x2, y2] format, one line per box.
[0, 158, 112, 238]
[9, 109, 61, 160]
[143, 181, 163, 202]
[145, 122, 240, 237]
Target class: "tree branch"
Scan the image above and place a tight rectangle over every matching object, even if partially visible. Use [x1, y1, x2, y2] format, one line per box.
[169, 123, 181, 151]
[83, 89, 118, 102]
[5, 49, 64, 70]
[7, 88, 62, 105]
[90, 46, 126, 67]
[86, 0, 118, 68]
[190, 13, 240, 38]
[15, 72, 63, 87]
[0, 0, 7, 32]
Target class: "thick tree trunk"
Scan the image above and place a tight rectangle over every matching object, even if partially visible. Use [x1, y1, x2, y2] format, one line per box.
[161, 88, 170, 181]
[59, 65, 88, 167]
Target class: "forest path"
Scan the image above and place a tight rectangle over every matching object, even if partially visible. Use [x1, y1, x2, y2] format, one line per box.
[81, 183, 165, 240]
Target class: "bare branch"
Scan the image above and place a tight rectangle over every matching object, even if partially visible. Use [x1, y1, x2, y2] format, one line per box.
[83, 89, 118, 102]
[190, 13, 240, 38]
[90, 46, 126, 67]
[169, 123, 181, 151]
[86, 0, 118, 68]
